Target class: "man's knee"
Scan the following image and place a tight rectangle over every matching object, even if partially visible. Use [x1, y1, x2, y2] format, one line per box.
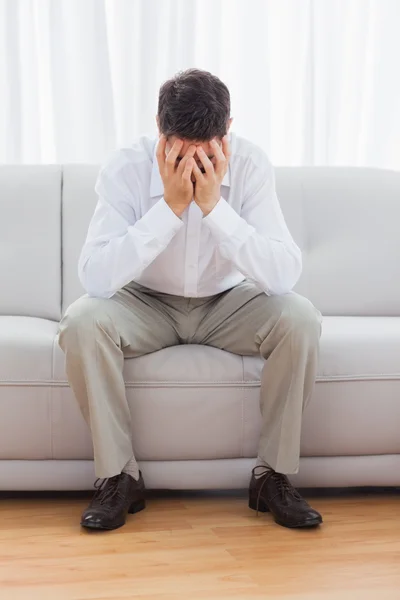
[58, 296, 114, 350]
[257, 293, 322, 346]
[278, 294, 322, 337]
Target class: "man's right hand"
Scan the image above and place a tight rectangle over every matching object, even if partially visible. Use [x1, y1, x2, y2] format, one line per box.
[156, 135, 196, 217]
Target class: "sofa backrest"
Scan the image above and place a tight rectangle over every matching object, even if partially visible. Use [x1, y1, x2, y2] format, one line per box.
[1, 165, 399, 319]
[62, 165, 99, 313]
[275, 167, 400, 316]
[0, 165, 62, 320]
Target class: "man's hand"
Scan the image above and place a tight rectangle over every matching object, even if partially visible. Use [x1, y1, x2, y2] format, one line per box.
[156, 135, 196, 217]
[192, 137, 231, 216]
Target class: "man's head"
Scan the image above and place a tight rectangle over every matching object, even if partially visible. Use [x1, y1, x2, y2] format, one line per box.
[157, 69, 232, 169]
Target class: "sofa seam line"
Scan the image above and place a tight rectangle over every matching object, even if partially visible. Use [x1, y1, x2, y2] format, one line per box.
[2, 374, 400, 386]
[241, 356, 245, 458]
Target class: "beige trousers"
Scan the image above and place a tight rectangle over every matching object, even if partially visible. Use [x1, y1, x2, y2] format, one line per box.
[58, 281, 321, 479]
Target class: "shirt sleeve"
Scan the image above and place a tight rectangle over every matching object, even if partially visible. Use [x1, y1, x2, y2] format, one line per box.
[203, 155, 302, 295]
[78, 163, 183, 298]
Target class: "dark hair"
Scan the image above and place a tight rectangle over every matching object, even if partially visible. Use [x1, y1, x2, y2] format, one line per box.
[157, 69, 231, 141]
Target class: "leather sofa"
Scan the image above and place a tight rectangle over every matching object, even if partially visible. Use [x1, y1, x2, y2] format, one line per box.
[1, 165, 399, 491]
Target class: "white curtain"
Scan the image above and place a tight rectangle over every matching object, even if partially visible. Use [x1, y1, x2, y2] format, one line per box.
[0, 0, 399, 168]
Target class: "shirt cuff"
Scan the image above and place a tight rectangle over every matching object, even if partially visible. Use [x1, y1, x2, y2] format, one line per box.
[203, 198, 251, 244]
[130, 197, 183, 245]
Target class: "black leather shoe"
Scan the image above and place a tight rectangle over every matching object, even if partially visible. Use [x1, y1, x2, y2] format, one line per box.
[249, 466, 322, 528]
[81, 471, 146, 530]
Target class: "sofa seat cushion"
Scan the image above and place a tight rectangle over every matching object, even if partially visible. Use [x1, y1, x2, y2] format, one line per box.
[318, 316, 400, 381]
[52, 344, 257, 461]
[230, 316, 400, 385]
[4, 315, 400, 462]
[0, 316, 59, 383]
[23, 314, 400, 386]
[0, 317, 59, 461]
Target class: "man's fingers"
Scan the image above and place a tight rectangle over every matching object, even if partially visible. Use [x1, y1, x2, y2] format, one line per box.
[185, 144, 197, 158]
[182, 157, 195, 181]
[166, 139, 184, 173]
[211, 139, 227, 176]
[177, 145, 196, 176]
[156, 135, 167, 170]
[192, 161, 205, 183]
[176, 154, 190, 177]
[196, 147, 214, 176]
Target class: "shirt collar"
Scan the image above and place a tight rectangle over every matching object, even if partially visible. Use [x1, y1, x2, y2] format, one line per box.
[150, 135, 232, 198]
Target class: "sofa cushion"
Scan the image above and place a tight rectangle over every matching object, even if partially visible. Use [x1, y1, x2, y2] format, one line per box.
[52, 343, 253, 461]
[51, 315, 400, 461]
[0, 166, 62, 320]
[242, 316, 400, 458]
[237, 316, 400, 384]
[0, 317, 59, 461]
[276, 167, 400, 316]
[318, 316, 400, 381]
[0, 316, 59, 383]
[3, 316, 400, 461]
[61, 165, 99, 313]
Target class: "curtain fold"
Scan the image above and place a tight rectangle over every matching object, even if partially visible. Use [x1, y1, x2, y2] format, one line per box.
[0, 0, 399, 167]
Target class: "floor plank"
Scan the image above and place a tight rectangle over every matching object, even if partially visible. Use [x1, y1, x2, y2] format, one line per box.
[1, 490, 400, 599]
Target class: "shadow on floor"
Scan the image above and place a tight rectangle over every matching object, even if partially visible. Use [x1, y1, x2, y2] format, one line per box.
[1, 486, 400, 502]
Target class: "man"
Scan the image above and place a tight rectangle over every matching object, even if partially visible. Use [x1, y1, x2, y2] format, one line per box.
[59, 68, 322, 531]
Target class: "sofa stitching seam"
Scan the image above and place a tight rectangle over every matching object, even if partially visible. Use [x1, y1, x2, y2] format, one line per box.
[240, 356, 245, 458]
[2, 374, 400, 385]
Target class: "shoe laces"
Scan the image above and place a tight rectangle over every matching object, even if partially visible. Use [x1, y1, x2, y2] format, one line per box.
[252, 466, 302, 515]
[91, 475, 123, 509]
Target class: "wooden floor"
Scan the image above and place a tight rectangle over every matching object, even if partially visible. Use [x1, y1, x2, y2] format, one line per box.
[1, 490, 400, 600]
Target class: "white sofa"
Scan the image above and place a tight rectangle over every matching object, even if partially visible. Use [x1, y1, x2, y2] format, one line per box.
[1, 165, 399, 491]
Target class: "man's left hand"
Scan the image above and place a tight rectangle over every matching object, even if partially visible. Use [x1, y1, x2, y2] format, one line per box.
[193, 137, 231, 216]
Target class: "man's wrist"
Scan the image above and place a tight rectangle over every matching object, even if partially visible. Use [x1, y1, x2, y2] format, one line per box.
[164, 195, 189, 218]
[196, 195, 220, 216]
[203, 197, 247, 244]
[200, 204, 218, 216]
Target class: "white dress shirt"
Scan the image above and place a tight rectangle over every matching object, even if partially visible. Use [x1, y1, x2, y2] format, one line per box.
[79, 133, 302, 299]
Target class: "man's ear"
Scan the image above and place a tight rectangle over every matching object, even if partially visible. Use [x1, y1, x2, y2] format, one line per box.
[227, 117, 233, 132]
[156, 115, 161, 136]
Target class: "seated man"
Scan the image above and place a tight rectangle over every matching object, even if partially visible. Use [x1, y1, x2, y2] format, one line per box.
[59, 68, 322, 531]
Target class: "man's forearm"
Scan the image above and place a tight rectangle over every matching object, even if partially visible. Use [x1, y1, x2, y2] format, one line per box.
[79, 199, 183, 298]
[203, 199, 302, 295]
